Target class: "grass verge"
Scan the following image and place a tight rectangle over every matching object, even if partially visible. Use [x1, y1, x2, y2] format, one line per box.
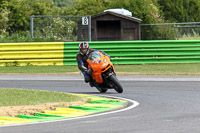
[114, 63, 200, 75]
[0, 65, 79, 74]
[0, 64, 200, 75]
[0, 88, 85, 107]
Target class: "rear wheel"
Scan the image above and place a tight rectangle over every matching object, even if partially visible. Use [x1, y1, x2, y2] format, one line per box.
[109, 75, 123, 93]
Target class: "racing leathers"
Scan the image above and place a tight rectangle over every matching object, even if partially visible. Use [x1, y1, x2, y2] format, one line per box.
[76, 49, 109, 83]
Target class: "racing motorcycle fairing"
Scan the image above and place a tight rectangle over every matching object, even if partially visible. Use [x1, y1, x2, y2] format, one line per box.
[87, 51, 115, 84]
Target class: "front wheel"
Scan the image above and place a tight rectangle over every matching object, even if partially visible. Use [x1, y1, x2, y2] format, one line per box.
[96, 87, 107, 93]
[109, 75, 123, 93]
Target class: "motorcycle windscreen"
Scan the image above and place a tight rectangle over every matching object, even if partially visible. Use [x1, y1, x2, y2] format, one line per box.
[88, 51, 102, 61]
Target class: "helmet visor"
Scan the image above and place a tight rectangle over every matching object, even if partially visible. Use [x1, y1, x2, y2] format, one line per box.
[81, 48, 87, 54]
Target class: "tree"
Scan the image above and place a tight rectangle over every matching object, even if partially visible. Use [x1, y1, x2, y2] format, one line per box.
[2, 0, 59, 32]
[75, 0, 111, 15]
[158, 0, 200, 22]
[53, 0, 76, 7]
[0, 8, 10, 37]
[108, 0, 164, 24]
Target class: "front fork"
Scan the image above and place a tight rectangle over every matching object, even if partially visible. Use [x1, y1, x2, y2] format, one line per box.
[102, 68, 116, 88]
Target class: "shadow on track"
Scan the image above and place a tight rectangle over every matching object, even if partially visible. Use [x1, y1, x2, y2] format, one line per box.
[69, 92, 118, 95]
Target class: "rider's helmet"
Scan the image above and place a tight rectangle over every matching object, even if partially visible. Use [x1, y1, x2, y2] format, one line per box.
[79, 42, 89, 55]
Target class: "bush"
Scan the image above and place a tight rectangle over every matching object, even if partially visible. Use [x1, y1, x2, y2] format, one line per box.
[0, 31, 56, 43]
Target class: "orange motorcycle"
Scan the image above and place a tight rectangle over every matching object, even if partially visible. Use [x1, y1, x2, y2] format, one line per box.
[87, 51, 123, 93]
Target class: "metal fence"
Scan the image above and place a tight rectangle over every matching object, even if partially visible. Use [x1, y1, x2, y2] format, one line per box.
[30, 15, 200, 41]
[141, 22, 200, 40]
[30, 15, 91, 41]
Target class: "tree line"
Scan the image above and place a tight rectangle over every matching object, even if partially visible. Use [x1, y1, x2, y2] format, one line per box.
[0, 0, 200, 39]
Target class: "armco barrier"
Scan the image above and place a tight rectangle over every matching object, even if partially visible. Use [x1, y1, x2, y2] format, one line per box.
[0, 40, 200, 66]
[63, 40, 200, 65]
[0, 42, 64, 66]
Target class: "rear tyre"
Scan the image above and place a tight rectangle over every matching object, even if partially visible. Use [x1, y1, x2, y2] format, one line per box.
[109, 75, 123, 93]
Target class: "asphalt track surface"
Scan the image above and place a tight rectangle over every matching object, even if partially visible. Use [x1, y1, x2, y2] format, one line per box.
[1, 75, 200, 133]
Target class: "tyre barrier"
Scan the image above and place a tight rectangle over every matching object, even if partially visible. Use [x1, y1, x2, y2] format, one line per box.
[0, 94, 128, 126]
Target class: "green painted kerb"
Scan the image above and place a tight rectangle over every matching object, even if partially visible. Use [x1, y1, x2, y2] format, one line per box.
[0, 94, 128, 126]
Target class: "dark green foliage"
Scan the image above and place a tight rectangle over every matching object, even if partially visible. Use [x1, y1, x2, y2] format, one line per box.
[141, 25, 176, 40]
[0, 0, 200, 41]
[158, 0, 200, 22]
[53, 0, 76, 7]
[75, 0, 111, 15]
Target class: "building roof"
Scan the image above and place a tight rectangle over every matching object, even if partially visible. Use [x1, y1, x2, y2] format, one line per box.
[92, 11, 142, 23]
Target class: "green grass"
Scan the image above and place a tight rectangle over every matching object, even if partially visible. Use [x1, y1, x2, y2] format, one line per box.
[0, 65, 79, 74]
[179, 31, 200, 40]
[0, 64, 200, 75]
[114, 64, 200, 75]
[0, 88, 85, 107]
[179, 37, 200, 40]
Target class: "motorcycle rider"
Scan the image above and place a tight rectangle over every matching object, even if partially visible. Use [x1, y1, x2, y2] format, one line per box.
[76, 42, 94, 86]
[76, 42, 109, 87]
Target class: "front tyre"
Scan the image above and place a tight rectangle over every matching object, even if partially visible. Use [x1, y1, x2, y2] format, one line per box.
[109, 75, 123, 93]
[96, 87, 108, 93]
